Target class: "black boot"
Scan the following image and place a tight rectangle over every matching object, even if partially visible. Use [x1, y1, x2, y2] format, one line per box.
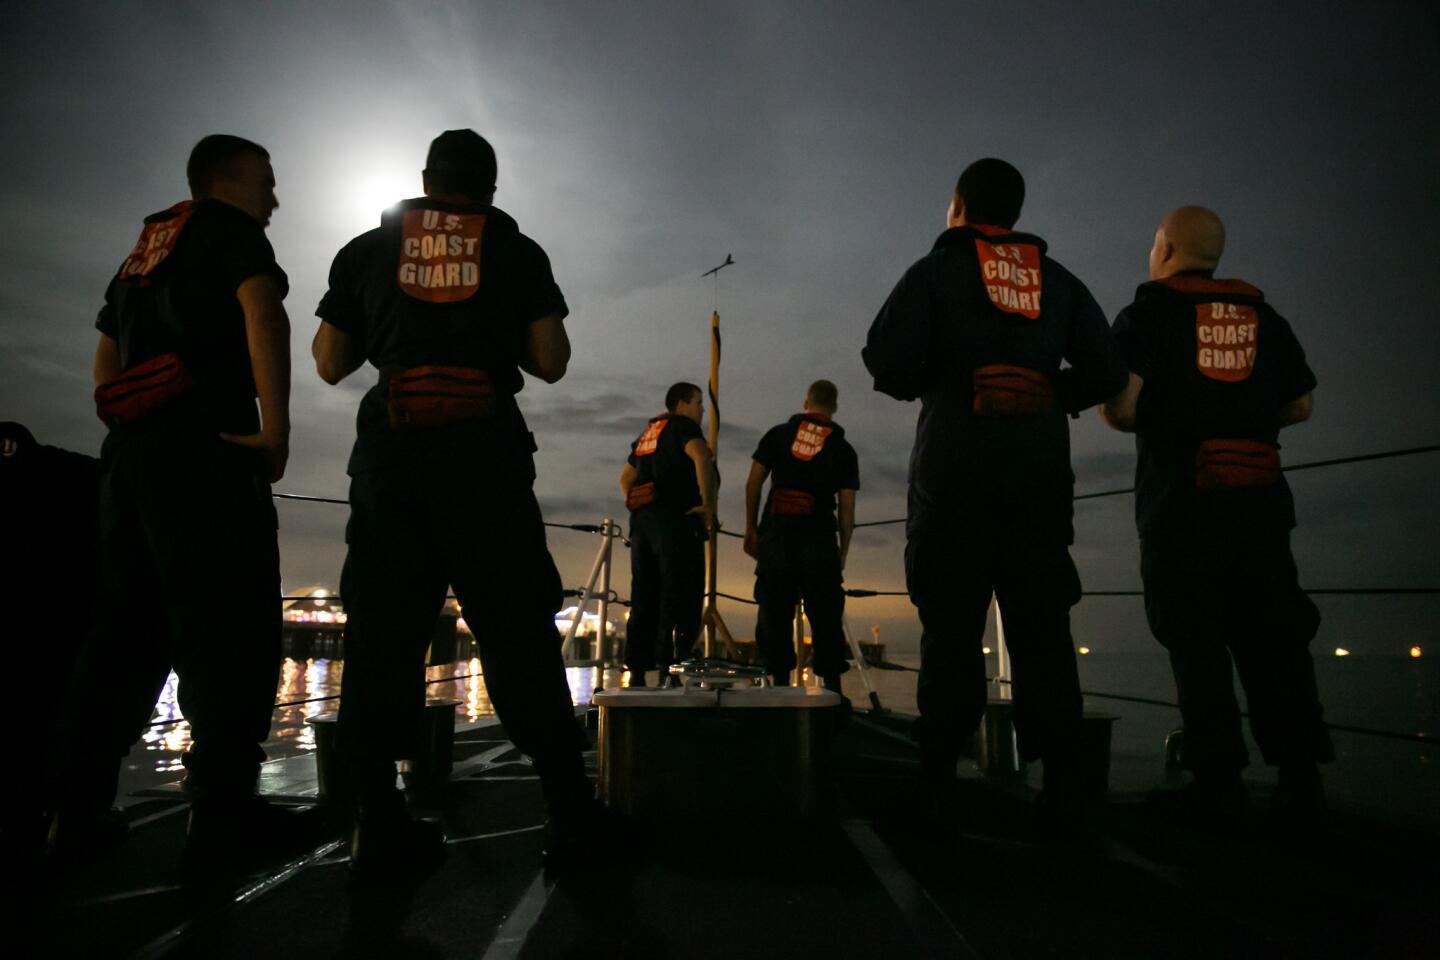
[45, 807, 130, 866]
[543, 790, 616, 873]
[1148, 767, 1248, 824]
[916, 737, 964, 838]
[1036, 755, 1095, 847]
[1273, 762, 1326, 826]
[348, 763, 445, 878]
[182, 795, 327, 880]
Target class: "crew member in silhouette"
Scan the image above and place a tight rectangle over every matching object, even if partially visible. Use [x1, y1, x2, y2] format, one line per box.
[314, 129, 598, 873]
[1103, 206, 1331, 818]
[864, 158, 1128, 827]
[619, 382, 716, 686]
[54, 135, 309, 873]
[0, 424, 99, 875]
[743, 380, 859, 691]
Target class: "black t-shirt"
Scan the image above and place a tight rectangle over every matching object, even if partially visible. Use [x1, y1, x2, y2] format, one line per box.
[315, 200, 569, 475]
[1111, 273, 1317, 541]
[627, 413, 705, 516]
[96, 199, 289, 435]
[752, 413, 860, 529]
[0, 432, 100, 628]
[863, 224, 1128, 542]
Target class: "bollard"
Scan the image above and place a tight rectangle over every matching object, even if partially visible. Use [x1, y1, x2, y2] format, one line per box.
[306, 698, 461, 804]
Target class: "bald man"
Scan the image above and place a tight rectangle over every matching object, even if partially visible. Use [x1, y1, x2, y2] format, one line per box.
[1104, 206, 1331, 821]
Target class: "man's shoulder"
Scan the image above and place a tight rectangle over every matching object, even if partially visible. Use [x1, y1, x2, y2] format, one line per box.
[185, 199, 271, 249]
[1115, 282, 1180, 325]
[340, 224, 390, 257]
[673, 416, 704, 442]
[327, 225, 391, 277]
[762, 419, 795, 441]
[486, 206, 542, 254]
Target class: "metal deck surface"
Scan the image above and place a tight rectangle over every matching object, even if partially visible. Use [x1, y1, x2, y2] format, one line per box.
[18, 704, 1440, 959]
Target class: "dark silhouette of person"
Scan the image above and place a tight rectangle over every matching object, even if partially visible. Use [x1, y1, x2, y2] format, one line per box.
[0, 424, 100, 874]
[1102, 205, 1331, 818]
[742, 380, 859, 691]
[618, 382, 717, 686]
[313, 129, 600, 873]
[863, 158, 1128, 827]
[51, 134, 313, 874]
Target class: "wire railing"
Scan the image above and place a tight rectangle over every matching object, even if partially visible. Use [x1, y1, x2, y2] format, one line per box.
[237, 441, 1440, 745]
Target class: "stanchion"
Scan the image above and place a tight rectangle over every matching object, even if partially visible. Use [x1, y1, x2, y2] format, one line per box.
[840, 615, 883, 711]
[594, 518, 615, 692]
[792, 601, 806, 687]
[563, 517, 616, 663]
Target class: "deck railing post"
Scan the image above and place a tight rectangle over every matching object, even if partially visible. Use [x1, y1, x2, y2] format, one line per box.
[563, 526, 611, 661]
[840, 614, 883, 711]
[596, 518, 615, 687]
[792, 601, 805, 687]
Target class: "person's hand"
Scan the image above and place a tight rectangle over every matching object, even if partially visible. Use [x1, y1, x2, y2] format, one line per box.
[687, 504, 717, 534]
[220, 429, 289, 483]
[743, 528, 759, 559]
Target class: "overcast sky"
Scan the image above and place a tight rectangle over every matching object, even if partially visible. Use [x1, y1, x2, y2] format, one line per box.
[3, 1, 1437, 657]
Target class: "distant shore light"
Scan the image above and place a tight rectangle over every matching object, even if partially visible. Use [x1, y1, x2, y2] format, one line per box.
[1411, 646, 1423, 659]
[1334, 648, 1350, 657]
[1077, 646, 1091, 656]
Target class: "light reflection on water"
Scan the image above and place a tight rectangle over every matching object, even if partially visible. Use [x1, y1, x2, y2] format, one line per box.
[139, 658, 611, 776]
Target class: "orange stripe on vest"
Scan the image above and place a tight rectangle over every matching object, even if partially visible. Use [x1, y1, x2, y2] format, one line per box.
[1195, 439, 1280, 489]
[94, 353, 195, 426]
[791, 420, 832, 461]
[769, 487, 816, 516]
[975, 239, 1042, 319]
[972, 364, 1054, 416]
[1194, 302, 1259, 382]
[397, 209, 485, 303]
[387, 365, 495, 428]
[117, 202, 193, 287]
[634, 418, 669, 457]
[625, 482, 657, 510]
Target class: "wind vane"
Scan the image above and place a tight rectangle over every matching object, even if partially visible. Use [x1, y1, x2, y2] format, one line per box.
[700, 253, 734, 279]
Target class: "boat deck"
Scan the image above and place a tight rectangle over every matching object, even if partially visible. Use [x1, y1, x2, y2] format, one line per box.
[23, 702, 1440, 959]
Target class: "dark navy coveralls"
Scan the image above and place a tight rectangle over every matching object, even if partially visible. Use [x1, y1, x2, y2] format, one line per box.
[1112, 274, 1332, 774]
[750, 413, 860, 682]
[2, 425, 99, 854]
[623, 413, 707, 674]
[863, 223, 1128, 782]
[62, 199, 288, 808]
[317, 199, 588, 805]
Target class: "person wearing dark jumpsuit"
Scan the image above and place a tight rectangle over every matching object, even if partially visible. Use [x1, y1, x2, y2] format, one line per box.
[742, 380, 859, 691]
[314, 129, 595, 872]
[1, 425, 99, 874]
[55, 135, 306, 871]
[1103, 205, 1331, 817]
[619, 382, 716, 686]
[863, 158, 1128, 821]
